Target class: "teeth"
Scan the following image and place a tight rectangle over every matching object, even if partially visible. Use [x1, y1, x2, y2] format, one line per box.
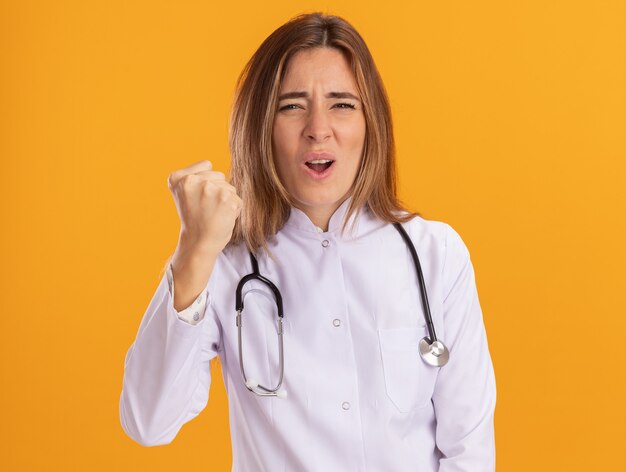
[307, 159, 332, 164]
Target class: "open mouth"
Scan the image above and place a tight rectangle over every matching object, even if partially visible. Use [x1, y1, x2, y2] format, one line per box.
[305, 159, 334, 173]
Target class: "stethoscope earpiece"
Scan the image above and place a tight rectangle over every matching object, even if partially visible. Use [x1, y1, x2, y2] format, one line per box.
[419, 338, 450, 367]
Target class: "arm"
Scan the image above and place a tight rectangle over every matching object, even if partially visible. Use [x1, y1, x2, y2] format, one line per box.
[119, 251, 222, 446]
[167, 263, 207, 325]
[433, 225, 497, 471]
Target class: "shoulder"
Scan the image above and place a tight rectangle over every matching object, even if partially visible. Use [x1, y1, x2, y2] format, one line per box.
[208, 241, 254, 286]
[400, 214, 469, 255]
[399, 215, 475, 303]
[396, 214, 472, 281]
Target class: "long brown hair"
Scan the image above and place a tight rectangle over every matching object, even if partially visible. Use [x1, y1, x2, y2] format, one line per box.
[229, 12, 417, 254]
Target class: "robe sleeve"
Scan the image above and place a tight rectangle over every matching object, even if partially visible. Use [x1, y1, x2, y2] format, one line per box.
[119, 264, 222, 446]
[433, 224, 497, 471]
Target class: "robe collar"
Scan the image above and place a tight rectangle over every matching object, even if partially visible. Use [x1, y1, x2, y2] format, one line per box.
[283, 196, 382, 239]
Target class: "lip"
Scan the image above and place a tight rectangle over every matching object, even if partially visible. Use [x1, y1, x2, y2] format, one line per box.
[302, 151, 336, 163]
[301, 151, 336, 181]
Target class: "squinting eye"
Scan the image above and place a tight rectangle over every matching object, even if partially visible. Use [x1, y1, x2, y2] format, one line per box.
[334, 103, 356, 109]
[278, 104, 301, 111]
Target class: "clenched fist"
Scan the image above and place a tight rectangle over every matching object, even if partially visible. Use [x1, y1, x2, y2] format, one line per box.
[167, 160, 243, 255]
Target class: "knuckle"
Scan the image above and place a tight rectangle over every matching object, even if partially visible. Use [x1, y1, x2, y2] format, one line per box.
[231, 200, 243, 212]
[180, 174, 191, 186]
[218, 188, 230, 202]
[200, 179, 215, 194]
[179, 174, 197, 191]
[167, 172, 178, 190]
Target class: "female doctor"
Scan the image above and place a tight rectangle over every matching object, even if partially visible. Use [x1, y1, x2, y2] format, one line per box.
[120, 12, 496, 472]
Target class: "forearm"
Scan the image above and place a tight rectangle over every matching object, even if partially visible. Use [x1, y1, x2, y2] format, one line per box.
[120, 271, 217, 446]
[171, 238, 220, 312]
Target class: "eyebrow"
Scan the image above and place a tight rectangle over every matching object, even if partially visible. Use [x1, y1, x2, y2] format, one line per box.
[278, 91, 361, 101]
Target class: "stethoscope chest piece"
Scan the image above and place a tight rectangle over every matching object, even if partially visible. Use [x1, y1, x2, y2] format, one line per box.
[419, 337, 450, 367]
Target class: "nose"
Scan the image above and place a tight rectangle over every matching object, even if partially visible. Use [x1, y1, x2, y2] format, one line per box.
[303, 105, 332, 143]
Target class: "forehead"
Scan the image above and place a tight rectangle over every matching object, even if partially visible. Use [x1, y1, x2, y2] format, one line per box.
[280, 47, 357, 91]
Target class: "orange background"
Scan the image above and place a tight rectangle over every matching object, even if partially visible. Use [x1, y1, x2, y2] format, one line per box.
[1, 0, 625, 470]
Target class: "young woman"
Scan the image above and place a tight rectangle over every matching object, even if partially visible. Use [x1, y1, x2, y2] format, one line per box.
[120, 12, 496, 471]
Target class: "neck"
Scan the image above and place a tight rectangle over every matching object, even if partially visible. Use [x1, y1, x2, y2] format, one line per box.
[296, 200, 345, 232]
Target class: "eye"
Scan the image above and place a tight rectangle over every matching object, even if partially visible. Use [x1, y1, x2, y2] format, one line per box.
[278, 103, 302, 111]
[333, 102, 356, 110]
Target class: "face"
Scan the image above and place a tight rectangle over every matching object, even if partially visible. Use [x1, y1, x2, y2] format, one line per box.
[272, 47, 366, 225]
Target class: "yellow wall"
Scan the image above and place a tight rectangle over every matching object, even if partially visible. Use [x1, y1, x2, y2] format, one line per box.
[1, 0, 624, 470]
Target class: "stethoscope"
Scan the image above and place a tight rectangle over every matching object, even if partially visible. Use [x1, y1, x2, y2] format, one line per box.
[235, 222, 450, 398]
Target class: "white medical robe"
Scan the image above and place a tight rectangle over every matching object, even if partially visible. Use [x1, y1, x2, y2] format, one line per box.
[120, 198, 497, 471]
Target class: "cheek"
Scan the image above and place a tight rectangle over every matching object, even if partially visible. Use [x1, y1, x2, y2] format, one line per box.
[345, 121, 366, 160]
[273, 122, 297, 159]
[272, 124, 298, 182]
[272, 124, 287, 167]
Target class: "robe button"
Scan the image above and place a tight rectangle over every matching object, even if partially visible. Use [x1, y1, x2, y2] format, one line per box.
[332, 319, 341, 327]
[321, 239, 330, 248]
[342, 402, 351, 410]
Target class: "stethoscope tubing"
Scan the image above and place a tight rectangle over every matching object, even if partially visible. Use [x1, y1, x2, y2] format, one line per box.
[392, 223, 438, 343]
[236, 253, 285, 396]
[235, 255, 284, 318]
